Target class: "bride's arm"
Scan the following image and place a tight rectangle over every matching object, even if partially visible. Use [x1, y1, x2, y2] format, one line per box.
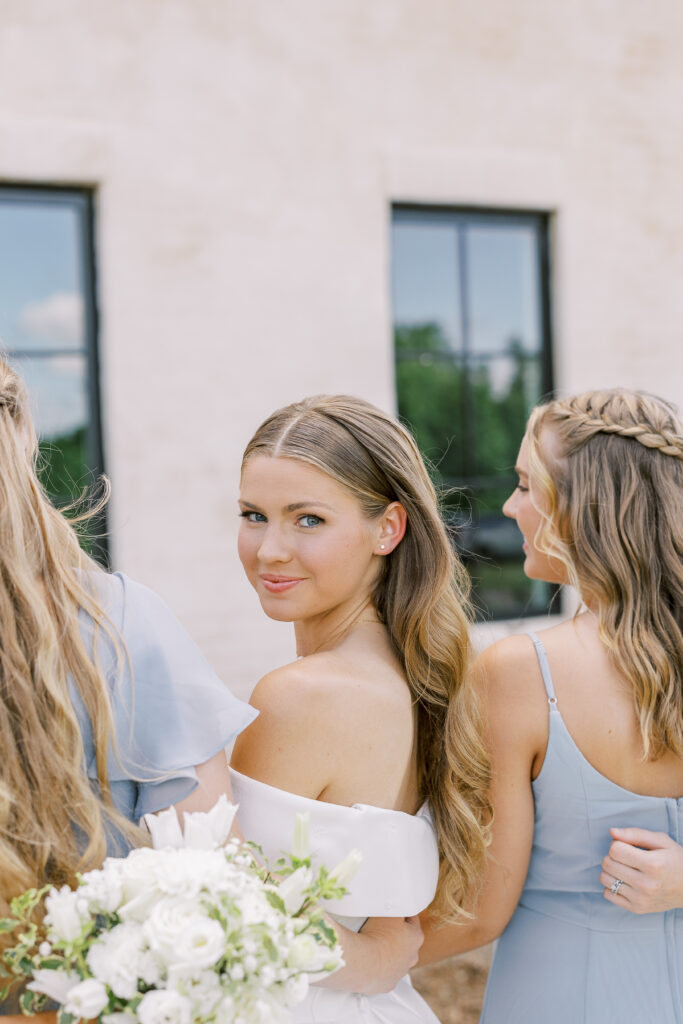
[315, 915, 423, 995]
[418, 638, 544, 963]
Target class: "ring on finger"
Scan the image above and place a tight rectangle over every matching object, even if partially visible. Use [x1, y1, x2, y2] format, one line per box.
[610, 878, 625, 896]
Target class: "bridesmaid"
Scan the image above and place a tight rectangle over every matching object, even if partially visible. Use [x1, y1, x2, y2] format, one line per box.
[230, 394, 491, 1022]
[0, 362, 423, 1019]
[420, 389, 683, 1023]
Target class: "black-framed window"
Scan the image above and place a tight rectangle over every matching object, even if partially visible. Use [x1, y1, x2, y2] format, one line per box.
[391, 205, 554, 620]
[0, 185, 107, 564]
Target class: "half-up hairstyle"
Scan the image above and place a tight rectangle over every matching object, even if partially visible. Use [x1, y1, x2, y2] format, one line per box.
[526, 388, 683, 760]
[0, 357, 142, 938]
[243, 395, 491, 920]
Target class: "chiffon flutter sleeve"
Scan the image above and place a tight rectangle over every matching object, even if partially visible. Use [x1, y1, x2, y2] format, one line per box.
[75, 572, 257, 824]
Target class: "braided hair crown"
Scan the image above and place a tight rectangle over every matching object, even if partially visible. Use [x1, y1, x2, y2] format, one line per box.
[541, 389, 683, 459]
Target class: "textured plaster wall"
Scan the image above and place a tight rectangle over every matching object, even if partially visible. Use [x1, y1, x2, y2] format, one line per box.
[0, 0, 682, 696]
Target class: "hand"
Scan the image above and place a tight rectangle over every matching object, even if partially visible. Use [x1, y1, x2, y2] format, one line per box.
[357, 916, 424, 994]
[314, 914, 423, 995]
[601, 827, 683, 914]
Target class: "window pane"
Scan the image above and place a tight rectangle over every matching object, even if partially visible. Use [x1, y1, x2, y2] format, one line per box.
[0, 188, 105, 562]
[9, 353, 90, 504]
[392, 207, 553, 620]
[466, 222, 542, 355]
[0, 200, 86, 353]
[391, 217, 460, 350]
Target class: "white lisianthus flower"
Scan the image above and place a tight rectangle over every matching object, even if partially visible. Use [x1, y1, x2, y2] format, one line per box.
[291, 813, 310, 861]
[287, 934, 337, 973]
[171, 916, 225, 970]
[44, 886, 89, 943]
[277, 867, 313, 914]
[27, 968, 80, 1003]
[79, 862, 124, 914]
[143, 806, 185, 850]
[328, 849, 363, 888]
[138, 989, 192, 1024]
[64, 978, 110, 1018]
[183, 795, 238, 849]
[86, 921, 147, 999]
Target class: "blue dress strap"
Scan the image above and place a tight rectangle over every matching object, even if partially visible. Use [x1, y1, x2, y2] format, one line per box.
[528, 632, 558, 707]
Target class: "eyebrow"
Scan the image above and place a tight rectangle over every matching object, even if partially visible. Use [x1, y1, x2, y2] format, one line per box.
[514, 466, 528, 476]
[238, 500, 336, 512]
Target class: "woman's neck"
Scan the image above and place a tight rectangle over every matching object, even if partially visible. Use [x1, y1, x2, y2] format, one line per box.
[294, 596, 381, 657]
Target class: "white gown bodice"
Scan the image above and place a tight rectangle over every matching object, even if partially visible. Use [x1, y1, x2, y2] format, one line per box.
[229, 768, 441, 1023]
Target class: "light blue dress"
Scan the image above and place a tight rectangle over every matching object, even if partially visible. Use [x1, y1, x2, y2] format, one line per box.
[480, 633, 683, 1024]
[72, 571, 258, 849]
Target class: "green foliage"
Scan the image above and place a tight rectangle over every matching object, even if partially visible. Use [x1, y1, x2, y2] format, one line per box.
[395, 324, 550, 618]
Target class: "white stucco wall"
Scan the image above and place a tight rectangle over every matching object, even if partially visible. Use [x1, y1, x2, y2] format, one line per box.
[1, 1, 681, 697]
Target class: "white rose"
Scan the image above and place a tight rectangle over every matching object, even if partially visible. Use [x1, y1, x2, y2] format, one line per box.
[64, 978, 110, 1018]
[214, 993, 235, 1022]
[138, 989, 192, 1024]
[142, 899, 204, 964]
[282, 973, 309, 1008]
[103, 1013, 138, 1024]
[183, 795, 238, 849]
[27, 969, 80, 1004]
[276, 867, 312, 914]
[86, 921, 147, 1000]
[117, 851, 164, 921]
[166, 967, 222, 1016]
[44, 886, 89, 943]
[171, 917, 225, 970]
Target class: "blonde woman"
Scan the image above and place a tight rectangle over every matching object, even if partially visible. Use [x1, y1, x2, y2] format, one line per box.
[230, 395, 491, 1023]
[420, 389, 683, 1023]
[0, 364, 423, 1018]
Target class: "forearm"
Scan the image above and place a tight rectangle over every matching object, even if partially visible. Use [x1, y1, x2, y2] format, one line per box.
[417, 911, 499, 966]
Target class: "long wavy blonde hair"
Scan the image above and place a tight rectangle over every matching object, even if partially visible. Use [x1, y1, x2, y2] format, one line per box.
[243, 395, 491, 921]
[0, 358, 141, 932]
[526, 388, 683, 760]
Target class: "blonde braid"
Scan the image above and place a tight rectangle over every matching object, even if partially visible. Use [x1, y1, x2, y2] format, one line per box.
[548, 392, 683, 459]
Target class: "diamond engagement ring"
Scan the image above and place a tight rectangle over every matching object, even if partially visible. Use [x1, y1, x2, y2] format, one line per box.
[611, 878, 625, 896]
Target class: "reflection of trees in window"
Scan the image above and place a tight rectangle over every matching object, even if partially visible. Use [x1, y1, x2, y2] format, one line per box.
[392, 207, 554, 620]
[0, 187, 107, 564]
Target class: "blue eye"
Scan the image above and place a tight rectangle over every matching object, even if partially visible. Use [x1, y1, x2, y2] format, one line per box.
[239, 510, 267, 523]
[299, 514, 323, 528]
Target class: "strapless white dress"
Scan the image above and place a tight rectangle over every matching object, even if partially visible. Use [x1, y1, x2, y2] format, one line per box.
[230, 768, 441, 1023]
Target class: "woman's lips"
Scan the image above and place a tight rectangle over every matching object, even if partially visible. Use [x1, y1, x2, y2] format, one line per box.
[522, 541, 529, 552]
[260, 575, 305, 593]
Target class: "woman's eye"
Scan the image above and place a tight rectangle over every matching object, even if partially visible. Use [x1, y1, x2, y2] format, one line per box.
[299, 514, 323, 528]
[239, 510, 267, 523]
[516, 484, 529, 494]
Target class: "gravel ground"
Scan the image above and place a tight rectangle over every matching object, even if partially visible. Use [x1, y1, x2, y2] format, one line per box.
[411, 946, 492, 1023]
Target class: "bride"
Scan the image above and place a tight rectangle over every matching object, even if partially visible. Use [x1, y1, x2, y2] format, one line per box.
[230, 395, 490, 1022]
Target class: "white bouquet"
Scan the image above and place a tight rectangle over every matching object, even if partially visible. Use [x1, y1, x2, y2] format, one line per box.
[0, 797, 361, 1024]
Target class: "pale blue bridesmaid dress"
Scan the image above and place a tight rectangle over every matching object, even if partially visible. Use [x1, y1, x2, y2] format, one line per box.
[480, 633, 683, 1024]
[72, 571, 258, 848]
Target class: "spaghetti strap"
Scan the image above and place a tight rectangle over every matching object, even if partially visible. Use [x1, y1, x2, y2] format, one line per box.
[527, 632, 558, 706]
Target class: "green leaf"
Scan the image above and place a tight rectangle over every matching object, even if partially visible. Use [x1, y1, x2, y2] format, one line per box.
[0, 919, 20, 934]
[264, 891, 286, 914]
